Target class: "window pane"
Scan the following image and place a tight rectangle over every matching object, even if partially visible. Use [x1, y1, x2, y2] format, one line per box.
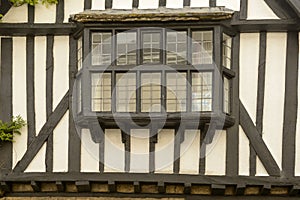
[167, 31, 187, 64]
[192, 31, 213, 64]
[223, 34, 232, 69]
[142, 33, 161, 64]
[116, 73, 136, 112]
[77, 37, 83, 70]
[192, 72, 213, 112]
[91, 73, 112, 112]
[224, 77, 230, 113]
[92, 32, 112, 65]
[117, 32, 137, 65]
[77, 78, 82, 113]
[141, 73, 161, 112]
[166, 72, 187, 112]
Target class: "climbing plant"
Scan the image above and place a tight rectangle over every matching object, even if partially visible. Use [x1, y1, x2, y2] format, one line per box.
[0, 116, 26, 142]
[9, 0, 58, 7]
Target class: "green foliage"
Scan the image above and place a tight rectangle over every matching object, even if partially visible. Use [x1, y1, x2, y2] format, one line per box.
[0, 116, 26, 142]
[9, 0, 58, 7]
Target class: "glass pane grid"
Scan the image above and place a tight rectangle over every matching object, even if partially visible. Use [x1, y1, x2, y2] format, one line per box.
[116, 73, 136, 112]
[192, 31, 213, 64]
[223, 34, 232, 69]
[141, 73, 161, 112]
[224, 77, 230, 113]
[167, 31, 187, 64]
[143, 33, 161, 64]
[117, 32, 137, 65]
[92, 33, 112, 65]
[166, 73, 187, 112]
[192, 72, 213, 112]
[91, 73, 112, 112]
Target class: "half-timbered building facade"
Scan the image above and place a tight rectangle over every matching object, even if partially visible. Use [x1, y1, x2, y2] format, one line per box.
[0, 0, 300, 199]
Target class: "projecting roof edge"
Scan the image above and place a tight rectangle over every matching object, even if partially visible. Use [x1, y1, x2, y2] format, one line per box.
[71, 7, 234, 23]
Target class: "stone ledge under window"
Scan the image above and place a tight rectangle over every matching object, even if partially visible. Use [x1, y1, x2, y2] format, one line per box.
[71, 7, 234, 23]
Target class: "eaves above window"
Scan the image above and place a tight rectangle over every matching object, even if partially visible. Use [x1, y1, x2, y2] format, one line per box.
[71, 7, 234, 23]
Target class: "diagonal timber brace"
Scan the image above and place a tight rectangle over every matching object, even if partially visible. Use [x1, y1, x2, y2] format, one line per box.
[13, 91, 69, 173]
[239, 100, 281, 176]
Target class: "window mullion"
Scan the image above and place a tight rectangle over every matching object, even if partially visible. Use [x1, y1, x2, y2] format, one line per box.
[187, 28, 192, 64]
[187, 70, 192, 112]
[162, 70, 166, 112]
[162, 28, 166, 65]
[137, 71, 141, 113]
[112, 70, 116, 113]
[112, 29, 116, 66]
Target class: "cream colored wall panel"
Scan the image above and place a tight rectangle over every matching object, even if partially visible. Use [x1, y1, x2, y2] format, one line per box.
[190, 0, 209, 7]
[155, 129, 174, 173]
[130, 129, 149, 173]
[34, 36, 47, 134]
[64, 0, 84, 22]
[104, 129, 125, 172]
[179, 130, 200, 174]
[166, 0, 183, 8]
[239, 126, 249, 176]
[239, 33, 259, 122]
[296, 32, 300, 176]
[257, 32, 287, 175]
[81, 129, 99, 172]
[12, 37, 28, 169]
[92, 0, 105, 10]
[53, 36, 69, 109]
[25, 143, 46, 172]
[247, 0, 279, 19]
[139, 0, 159, 9]
[2, 5, 27, 23]
[256, 158, 268, 176]
[34, 4, 56, 23]
[53, 111, 69, 172]
[113, 0, 132, 9]
[217, 0, 240, 11]
[205, 130, 226, 175]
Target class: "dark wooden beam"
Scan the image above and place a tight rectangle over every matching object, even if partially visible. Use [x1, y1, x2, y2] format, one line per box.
[209, 0, 216, 7]
[282, 31, 299, 177]
[159, 0, 166, 7]
[239, 0, 248, 20]
[46, 35, 54, 173]
[105, 0, 112, 9]
[26, 36, 36, 147]
[264, 0, 297, 19]
[28, 5, 34, 24]
[286, 0, 300, 17]
[226, 33, 240, 176]
[55, 181, 64, 192]
[183, 0, 190, 7]
[84, 0, 91, 10]
[76, 181, 90, 192]
[56, 0, 64, 23]
[68, 36, 81, 172]
[0, 23, 76, 36]
[211, 184, 225, 195]
[13, 91, 69, 172]
[0, 0, 12, 16]
[0, 38, 12, 175]
[30, 181, 40, 192]
[132, 0, 139, 8]
[239, 101, 281, 176]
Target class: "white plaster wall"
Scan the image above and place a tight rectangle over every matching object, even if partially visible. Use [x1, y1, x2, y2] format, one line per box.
[257, 32, 287, 176]
[247, 0, 279, 20]
[239, 33, 259, 123]
[155, 129, 174, 173]
[190, 0, 209, 8]
[139, 0, 159, 9]
[91, 0, 105, 10]
[179, 130, 200, 174]
[81, 129, 100, 172]
[296, 32, 300, 176]
[217, 0, 240, 11]
[53, 36, 69, 109]
[2, 4, 27, 23]
[34, 3, 56, 23]
[64, 0, 84, 22]
[239, 126, 249, 176]
[104, 129, 125, 172]
[130, 129, 149, 173]
[205, 130, 226, 175]
[166, 0, 183, 8]
[34, 36, 47, 134]
[113, 0, 132, 9]
[25, 143, 46, 172]
[53, 111, 69, 172]
[12, 37, 28, 169]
